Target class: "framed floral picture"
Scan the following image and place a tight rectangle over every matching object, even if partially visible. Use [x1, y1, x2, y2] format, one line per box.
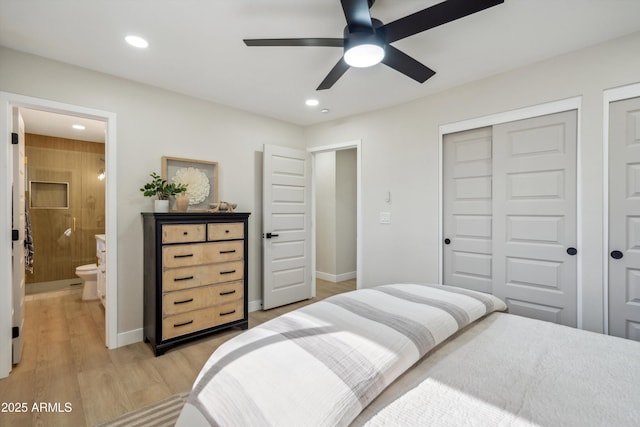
[161, 156, 218, 211]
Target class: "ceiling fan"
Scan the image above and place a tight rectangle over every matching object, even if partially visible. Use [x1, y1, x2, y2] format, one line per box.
[244, 0, 504, 90]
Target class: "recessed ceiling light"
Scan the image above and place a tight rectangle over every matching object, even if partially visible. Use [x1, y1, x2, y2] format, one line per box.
[305, 99, 319, 107]
[125, 35, 149, 48]
[72, 124, 86, 130]
[321, 109, 330, 114]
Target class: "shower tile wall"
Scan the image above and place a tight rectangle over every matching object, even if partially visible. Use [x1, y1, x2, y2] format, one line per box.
[25, 134, 105, 284]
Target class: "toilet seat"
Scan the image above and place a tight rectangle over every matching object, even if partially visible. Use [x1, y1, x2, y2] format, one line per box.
[76, 263, 97, 272]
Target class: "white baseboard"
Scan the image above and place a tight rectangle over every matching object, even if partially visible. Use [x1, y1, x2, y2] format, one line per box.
[117, 328, 143, 347]
[248, 299, 262, 312]
[316, 271, 357, 283]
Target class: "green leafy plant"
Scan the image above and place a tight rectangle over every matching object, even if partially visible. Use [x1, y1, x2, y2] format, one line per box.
[140, 172, 188, 200]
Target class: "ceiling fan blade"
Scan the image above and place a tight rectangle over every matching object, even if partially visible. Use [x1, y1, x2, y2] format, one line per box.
[317, 58, 350, 90]
[341, 0, 373, 31]
[382, 45, 435, 83]
[244, 38, 344, 47]
[382, 0, 504, 43]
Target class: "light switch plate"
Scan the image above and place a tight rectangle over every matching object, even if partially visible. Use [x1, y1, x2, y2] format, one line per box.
[379, 212, 391, 224]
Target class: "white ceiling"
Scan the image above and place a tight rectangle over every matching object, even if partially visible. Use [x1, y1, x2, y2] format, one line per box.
[19, 108, 105, 143]
[2, 0, 640, 128]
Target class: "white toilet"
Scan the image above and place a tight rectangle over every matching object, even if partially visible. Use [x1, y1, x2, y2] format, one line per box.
[75, 263, 99, 300]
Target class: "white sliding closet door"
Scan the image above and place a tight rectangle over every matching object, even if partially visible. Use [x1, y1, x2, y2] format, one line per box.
[443, 110, 578, 327]
[492, 111, 578, 327]
[443, 127, 493, 293]
[609, 96, 640, 341]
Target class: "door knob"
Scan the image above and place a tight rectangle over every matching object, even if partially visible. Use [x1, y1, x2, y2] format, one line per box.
[444, 238, 451, 245]
[265, 232, 279, 239]
[610, 250, 624, 260]
[566, 247, 577, 256]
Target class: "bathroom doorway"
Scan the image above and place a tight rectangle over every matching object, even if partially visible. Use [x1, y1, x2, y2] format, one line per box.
[22, 108, 106, 295]
[1, 92, 118, 378]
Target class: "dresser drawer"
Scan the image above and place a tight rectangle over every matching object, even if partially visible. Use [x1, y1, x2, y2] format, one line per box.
[162, 241, 244, 268]
[162, 300, 244, 340]
[208, 222, 244, 241]
[162, 260, 244, 291]
[162, 224, 206, 244]
[163, 281, 243, 316]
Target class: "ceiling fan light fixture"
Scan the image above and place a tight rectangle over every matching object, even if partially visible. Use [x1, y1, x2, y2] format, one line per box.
[344, 43, 385, 68]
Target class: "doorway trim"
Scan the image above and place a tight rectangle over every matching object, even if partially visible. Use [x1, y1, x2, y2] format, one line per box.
[438, 96, 583, 327]
[602, 82, 640, 335]
[308, 140, 362, 293]
[0, 92, 117, 378]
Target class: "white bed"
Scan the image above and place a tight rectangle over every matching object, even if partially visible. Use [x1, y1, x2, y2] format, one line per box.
[176, 284, 640, 426]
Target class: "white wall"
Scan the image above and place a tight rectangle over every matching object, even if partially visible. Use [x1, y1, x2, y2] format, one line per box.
[0, 46, 305, 336]
[304, 31, 640, 333]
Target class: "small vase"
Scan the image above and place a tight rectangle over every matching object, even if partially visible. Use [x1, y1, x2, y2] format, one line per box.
[154, 199, 169, 213]
[175, 193, 189, 212]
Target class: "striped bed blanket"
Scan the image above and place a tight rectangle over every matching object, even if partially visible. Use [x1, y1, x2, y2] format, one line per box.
[176, 284, 506, 427]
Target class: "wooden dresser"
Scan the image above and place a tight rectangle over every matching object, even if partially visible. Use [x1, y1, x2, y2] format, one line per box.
[142, 212, 250, 356]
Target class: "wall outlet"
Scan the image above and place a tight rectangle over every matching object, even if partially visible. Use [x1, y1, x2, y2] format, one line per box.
[379, 212, 391, 224]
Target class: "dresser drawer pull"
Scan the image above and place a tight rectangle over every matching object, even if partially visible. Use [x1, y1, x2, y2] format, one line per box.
[173, 253, 194, 258]
[220, 309, 236, 316]
[219, 290, 236, 296]
[220, 250, 237, 254]
[173, 298, 194, 305]
[174, 320, 193, 327]
[174, 276, 194, 282]
[183, 231, 188, 236]
[220, 270, 236, 275]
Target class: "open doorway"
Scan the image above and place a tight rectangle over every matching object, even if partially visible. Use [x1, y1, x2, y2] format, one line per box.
[314, 149, 357, 284]
[21, 108, 106, 296]
[0, 92, 118, 379]
[310, 141, 362, 295]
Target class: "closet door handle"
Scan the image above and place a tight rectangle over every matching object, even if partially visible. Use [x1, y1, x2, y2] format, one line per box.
[611, 250, 624, 260]
[444, 238, 451, 245]
[566, 247, 577, 256]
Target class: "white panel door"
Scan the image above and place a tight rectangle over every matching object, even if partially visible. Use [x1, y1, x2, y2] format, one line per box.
[609, 96, 640, 341]
[262, 145, 312, 310]
[12, 108, 26, 363]
[492, 110, 578, 326]
[443, 127, 493, 293]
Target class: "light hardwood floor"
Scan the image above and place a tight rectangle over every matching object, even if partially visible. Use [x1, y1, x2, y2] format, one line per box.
[0, 279, 356, 426]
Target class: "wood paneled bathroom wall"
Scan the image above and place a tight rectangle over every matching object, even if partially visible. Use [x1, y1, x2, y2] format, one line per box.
[25, 134, 105, 284]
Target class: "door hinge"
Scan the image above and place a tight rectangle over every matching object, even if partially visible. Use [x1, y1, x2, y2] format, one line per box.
[12, 326, 19, 339]
[11, 132, 18, 145]
[12, 229, 19, 241]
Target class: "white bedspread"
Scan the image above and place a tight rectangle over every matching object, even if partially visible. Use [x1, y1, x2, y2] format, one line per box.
[176, 284, 505, 427]
[353, 312, 640, 426]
